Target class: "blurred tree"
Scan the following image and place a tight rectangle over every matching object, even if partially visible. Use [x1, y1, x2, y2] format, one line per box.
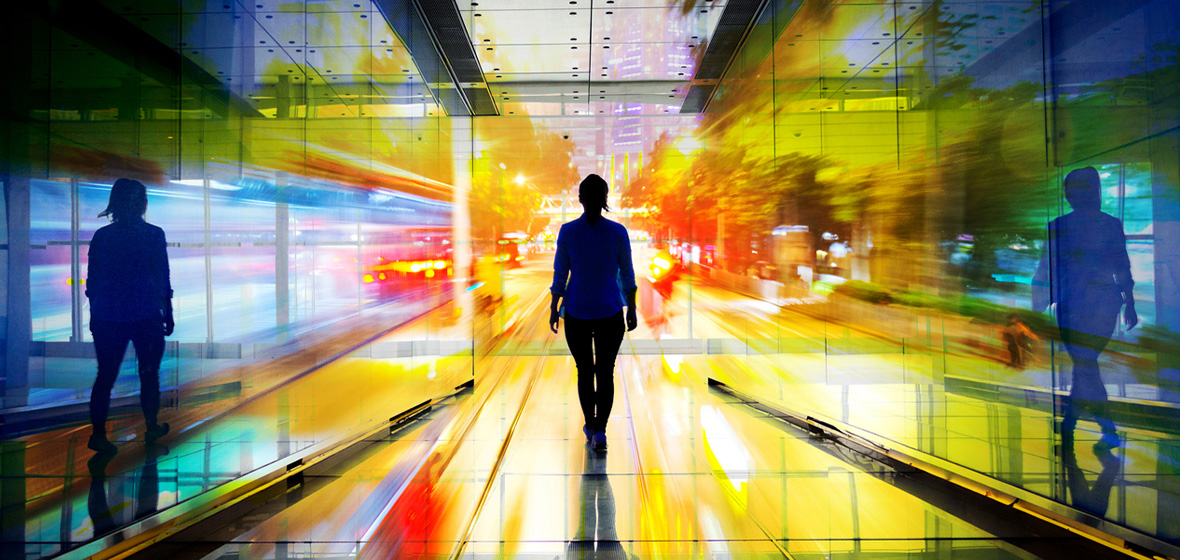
[470, 120, 578, 241]
[627, 132, 694, 241]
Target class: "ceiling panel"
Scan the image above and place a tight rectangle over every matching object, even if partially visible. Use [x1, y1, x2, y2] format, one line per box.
[471, 9, 593, 45]
[590, 7, 713, 45]
[90, 1, 440, 118]
[457, 0, 727, 114]
[476, 44, 591, 75]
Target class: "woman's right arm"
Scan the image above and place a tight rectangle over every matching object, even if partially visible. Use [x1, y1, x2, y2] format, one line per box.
[85, 231, 102, 300]
[549, 292, 562, 333]
[550, 227, 569, 333]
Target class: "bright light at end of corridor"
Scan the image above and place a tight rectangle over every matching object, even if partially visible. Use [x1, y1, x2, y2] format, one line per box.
[514, 174, 526, 185]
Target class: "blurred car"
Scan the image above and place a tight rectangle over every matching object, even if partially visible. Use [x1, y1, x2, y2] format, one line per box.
[496, 232, 528, 268]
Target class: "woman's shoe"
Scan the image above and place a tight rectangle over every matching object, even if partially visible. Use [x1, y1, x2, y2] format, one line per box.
[87, 434, 117, 454]
[592, 430, 607, 451]
[1093, 432, 1121, 452]
[146, 422, 170, 442]
[583, 424, 593, 443]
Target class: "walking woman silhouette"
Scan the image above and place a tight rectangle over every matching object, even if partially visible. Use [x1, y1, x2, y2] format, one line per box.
[550, 174, 638, 451]
[86, 178, 174, 454]
[1033, 166, 1136, 451]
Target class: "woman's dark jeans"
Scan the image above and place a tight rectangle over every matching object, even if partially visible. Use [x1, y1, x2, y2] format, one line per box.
[564, 311, 625, 432]
[90, 317, 165, 434]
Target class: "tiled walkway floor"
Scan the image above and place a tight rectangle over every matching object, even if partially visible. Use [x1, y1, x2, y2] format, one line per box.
[195, 335, 1094, 559]
[5, 260, 1174, 559]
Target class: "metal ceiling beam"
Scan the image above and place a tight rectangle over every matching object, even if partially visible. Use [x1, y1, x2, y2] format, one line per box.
[488, 79, 686, 91]
[484, 79, 691, 108]
[681, 0, 804, 114]
[374, 0, 499, 117]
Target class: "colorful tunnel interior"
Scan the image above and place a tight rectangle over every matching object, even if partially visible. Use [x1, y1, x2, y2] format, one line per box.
[1, 0, 1179, 558]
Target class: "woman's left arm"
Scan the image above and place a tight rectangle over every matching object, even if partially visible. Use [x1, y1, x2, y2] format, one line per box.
[550, 227, 570, 333]
[617, 229, 638, 331]
[155, 228, 175, 336]
[1112, 224, 1137, 329]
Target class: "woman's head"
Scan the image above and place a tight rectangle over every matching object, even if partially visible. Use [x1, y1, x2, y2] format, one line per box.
[578, 174, 610, 213]
[98, 178, 148, 221]
[1063, 166, 1102, 211]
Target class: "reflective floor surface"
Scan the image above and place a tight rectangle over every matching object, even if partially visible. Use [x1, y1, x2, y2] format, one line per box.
[197, 340, 1075, 559]
[3, 256, 1173, 559]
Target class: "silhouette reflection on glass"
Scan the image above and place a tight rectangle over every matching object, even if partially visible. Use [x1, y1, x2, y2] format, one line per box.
[86, 443, 169, 540]
[1033, 166, 1137, 454]
[567, 450, 626, 560]
[1061, 421, 1121, 517]
[86, 178, 175, 454]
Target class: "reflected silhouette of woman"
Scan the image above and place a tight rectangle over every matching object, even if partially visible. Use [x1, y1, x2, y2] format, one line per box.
[87, 442, 170, 538]
[567, 449, 625, 560]
[1033, 166, 1136, 450]
[550, 174, 638, 451]
[86, 179, 174, 453]
[1062, 422, 1121, 516]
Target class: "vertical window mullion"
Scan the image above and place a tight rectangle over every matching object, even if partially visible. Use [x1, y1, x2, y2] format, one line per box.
[1119, 163, 1127, 225]
[70, 178, 83, 343]
[205, 177, 214, 345]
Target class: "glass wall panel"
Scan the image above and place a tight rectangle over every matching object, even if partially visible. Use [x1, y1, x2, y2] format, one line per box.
[29, 180, 73, 343]
[675, 0, 1180, 548]
[2, 2, 471, 556]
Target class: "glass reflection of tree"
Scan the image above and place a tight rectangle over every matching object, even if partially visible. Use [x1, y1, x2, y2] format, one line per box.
[469, 126, 579, 242]
[567, 450, 627, 560]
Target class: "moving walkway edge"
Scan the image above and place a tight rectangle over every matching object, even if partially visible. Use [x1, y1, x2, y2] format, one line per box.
[165, 302, 455, 439]
[57, 383, 472, 560]
[620, 337, 800, 559]
[355, 290, 552, 560]
[706, 378, 1178, 560]
[448, 292, 553, 560]
[449, 337, 551, 559]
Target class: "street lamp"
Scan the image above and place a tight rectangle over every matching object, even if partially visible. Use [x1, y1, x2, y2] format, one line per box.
[677, 137, 701, 156]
